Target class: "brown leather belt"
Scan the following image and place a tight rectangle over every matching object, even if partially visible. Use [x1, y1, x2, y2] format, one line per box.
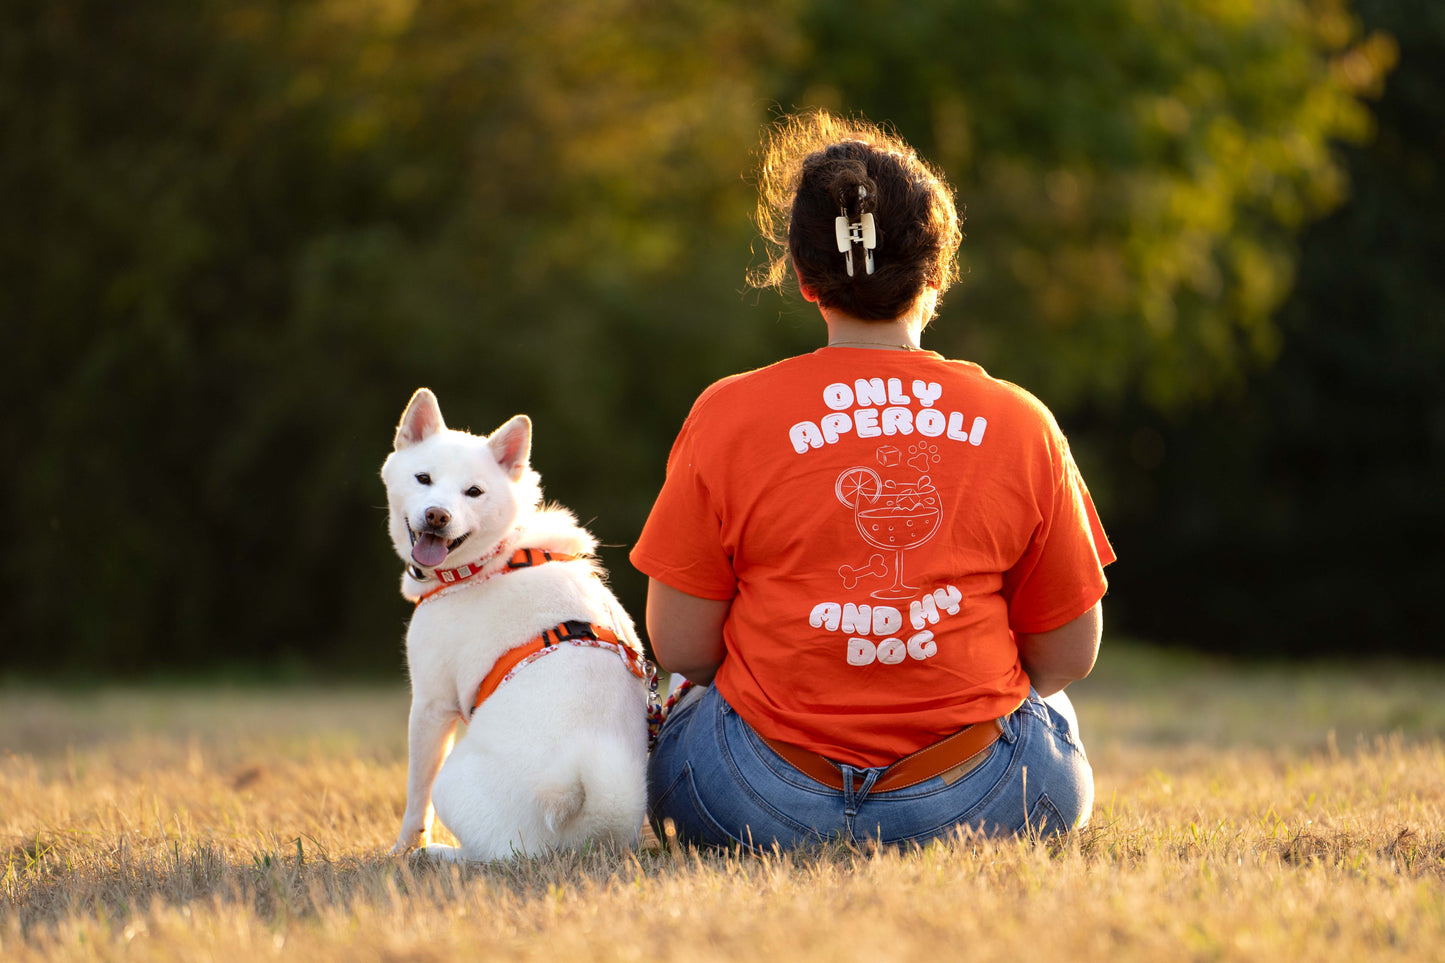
[760, 717, 1005, 794]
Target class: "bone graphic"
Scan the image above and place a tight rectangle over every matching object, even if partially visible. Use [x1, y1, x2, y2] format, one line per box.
[839, 554, 889, 590]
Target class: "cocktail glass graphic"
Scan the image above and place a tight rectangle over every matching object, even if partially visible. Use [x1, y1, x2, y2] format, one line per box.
[835, 466, 942, 601]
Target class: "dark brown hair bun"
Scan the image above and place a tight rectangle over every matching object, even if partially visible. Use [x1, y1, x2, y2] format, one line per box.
[750, 110, 962, 321]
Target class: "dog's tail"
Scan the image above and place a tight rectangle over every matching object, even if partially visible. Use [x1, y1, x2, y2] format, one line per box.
[539, 779, 587, 835]
[537, 736, 646, 846]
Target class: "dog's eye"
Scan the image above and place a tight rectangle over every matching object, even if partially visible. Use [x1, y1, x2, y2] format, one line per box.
[464, 486, 483, 498]
[415, 473, 432, 486]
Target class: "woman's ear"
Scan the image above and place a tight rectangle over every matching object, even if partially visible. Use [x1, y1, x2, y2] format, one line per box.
[793, 264, 820, 303]
[920, 284, 940, 320]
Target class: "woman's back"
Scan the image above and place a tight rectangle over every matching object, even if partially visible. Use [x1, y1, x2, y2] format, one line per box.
[635, 109, 1112, 848]
[635, 347, 1110, 767]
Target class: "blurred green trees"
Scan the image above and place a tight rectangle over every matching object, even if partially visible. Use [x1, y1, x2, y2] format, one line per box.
[777, 0, 1394, 409]
[1, 0, 790, 672]
[1093, 0, 1445, 656]
[0, 0, 1429, 674]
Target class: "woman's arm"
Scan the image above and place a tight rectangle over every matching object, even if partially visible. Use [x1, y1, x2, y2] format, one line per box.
[645, 578, 731, 686]
[1015, 601, 1102, 697]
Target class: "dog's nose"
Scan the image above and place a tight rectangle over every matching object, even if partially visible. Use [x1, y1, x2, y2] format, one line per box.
[424, 507, 451, 529]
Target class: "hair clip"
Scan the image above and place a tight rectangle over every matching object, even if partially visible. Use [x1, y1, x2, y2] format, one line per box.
[834, 187, 877, 277]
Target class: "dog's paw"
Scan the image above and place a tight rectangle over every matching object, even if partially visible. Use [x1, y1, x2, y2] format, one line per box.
[390, 828, 427, 856]
[415, 843, 466, 864]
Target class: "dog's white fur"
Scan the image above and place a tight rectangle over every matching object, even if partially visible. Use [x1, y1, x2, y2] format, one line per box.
[381, 388, 647, 861]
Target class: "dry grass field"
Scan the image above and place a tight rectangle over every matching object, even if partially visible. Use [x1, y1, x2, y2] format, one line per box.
[3, 643, 1444, 962]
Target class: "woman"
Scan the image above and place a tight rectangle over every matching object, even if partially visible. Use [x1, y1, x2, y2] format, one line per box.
[631, 110, 1114, 849]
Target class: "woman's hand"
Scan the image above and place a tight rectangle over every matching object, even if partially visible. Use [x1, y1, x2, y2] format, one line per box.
[1015, 601, 1102, 697]
[645, 578, 731, 686]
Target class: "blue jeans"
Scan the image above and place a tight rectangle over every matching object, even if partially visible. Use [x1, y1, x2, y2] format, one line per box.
[647, 685, 1093, 850]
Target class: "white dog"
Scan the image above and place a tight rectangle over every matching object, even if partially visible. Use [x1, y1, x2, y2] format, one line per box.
[381, 388, 649, 861]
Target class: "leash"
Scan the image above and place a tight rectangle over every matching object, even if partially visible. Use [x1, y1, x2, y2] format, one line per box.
[647, 679, 694, 751]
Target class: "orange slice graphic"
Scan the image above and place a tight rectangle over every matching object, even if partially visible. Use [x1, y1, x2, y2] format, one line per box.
[835, 467, 882, 509]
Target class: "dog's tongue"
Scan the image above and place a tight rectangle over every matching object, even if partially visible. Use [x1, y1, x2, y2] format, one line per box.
[411, 534, 450, 568]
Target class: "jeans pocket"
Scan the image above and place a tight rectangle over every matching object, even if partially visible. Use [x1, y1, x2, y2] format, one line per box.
[649, 762, 738, 849]
[1029, 692, 1088, 757]
[1017, 792, 1068, 837]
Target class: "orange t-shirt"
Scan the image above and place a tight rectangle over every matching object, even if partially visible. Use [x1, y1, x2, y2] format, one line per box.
[631, 347, 1115, 768]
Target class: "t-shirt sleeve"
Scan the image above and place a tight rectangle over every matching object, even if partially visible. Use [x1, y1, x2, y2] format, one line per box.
[629, 402, 739, 601]
[1002, 421, 1116, 634]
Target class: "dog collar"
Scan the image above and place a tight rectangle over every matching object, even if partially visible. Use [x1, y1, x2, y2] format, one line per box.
[407, 529, 520, 587]
[413, 544, 582, 605]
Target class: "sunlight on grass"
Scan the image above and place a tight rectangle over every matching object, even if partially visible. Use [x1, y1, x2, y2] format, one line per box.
[2, 646, 1443, 961]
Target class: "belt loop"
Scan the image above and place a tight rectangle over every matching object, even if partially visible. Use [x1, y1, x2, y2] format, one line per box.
[840, 765, 881, 841]
[997, 712, 1018, 745]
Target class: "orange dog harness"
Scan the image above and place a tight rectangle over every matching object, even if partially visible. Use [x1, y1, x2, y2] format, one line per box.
[468, 619, 649, 719]
[411, 545, 650, 718]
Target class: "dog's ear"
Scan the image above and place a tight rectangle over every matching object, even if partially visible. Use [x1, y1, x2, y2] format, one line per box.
[394, 388, 446, 450]
[487, 415, 532, 481]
